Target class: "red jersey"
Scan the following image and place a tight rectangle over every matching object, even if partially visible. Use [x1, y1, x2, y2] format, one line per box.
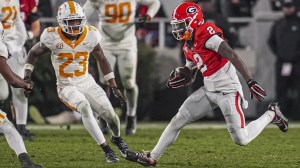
[20, 0, 36, 24]
[183, 22, 228, 77]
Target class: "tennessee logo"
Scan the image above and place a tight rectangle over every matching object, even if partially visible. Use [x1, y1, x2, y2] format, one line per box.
[83, 42, 89, 45]
[56, 42, 64, 49]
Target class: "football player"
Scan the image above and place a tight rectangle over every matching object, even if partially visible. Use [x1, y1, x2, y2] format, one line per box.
[25, 1, 131, 163]
[129, 2, 289, 166]
[83, 0, 161, 135]
[0, 22, 43, 168]
[0, 0, 32, 140]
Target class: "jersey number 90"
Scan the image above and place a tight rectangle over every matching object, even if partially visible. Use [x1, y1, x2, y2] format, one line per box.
[105, 2, 131, 24]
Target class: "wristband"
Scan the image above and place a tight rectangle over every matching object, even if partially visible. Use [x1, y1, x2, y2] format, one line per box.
[104, 72, 115, 81]
[24, 63, 34, 71]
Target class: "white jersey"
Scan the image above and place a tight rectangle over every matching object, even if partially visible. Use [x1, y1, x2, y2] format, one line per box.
[0, 0, 27, 47]
[0, 23, 8, 59]
[83, 0, 160, 50]
[40, 26, 101, 86]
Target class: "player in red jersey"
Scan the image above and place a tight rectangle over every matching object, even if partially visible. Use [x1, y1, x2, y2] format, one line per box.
[127, 2, 289, 166]
[20, 0, 40, 39]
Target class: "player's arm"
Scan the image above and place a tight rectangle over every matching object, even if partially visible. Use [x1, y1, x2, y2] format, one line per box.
[24, 42, 50, 78]
[138, 0, 161, 24]
[15, 5, 27, 45]
[83, 0, 100, 23]
[91, 44, 126, 105]
[0, 57, 32, 90]
[216, 38, 266, 101]
[27, 5, 41, 39]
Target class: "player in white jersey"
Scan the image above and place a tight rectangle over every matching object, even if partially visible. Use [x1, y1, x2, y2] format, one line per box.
[0, 22, 43, 168]
[25, 1, 134, 163]
[0, 0, 33, 140]
[83, 0, 161, 135]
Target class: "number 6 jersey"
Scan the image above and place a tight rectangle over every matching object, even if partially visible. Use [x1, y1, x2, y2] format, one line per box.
[40, 26, 101, 86]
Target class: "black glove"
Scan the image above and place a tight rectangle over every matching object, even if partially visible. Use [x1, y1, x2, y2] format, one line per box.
[111, 86, 126, 106]
[166, 69, 191, 88]
[137, 14, 151, 28]
[23, 76, 34, 98]
[247, 79, 266, 102]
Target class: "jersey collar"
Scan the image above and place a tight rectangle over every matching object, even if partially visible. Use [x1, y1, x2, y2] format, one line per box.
[58, 26, 87, 49]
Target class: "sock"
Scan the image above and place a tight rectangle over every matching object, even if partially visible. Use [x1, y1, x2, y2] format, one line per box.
[101, 110, 120, 137]
[151, 113, 189, 161]
[78, 101, 106, 145]
[101, 144, 112, 153]
[125, 85, 138, 116]
[18, 153, 31, 162]
[1, 120, 27, 155]
[11, 87, 28, 125]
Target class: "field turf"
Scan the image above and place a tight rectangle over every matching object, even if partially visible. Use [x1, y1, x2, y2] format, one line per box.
[1, 123, 300, 168]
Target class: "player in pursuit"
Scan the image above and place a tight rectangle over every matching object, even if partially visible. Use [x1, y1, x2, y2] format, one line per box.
[25, 1, 132, 163]
[129, 2, 289, 166]
[83, 0, 161, 135]
[0, 0, 33, 140]
[0, 22, 43, 168]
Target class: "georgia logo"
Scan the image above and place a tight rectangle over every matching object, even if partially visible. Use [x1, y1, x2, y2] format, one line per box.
[187, 6, 197, 14]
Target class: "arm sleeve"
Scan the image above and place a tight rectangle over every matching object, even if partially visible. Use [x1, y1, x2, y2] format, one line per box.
[138, 0, 161, 18]
[185, 59, 195, 70]
[205, 34, 224, 52]
[83, 0, 100, 23]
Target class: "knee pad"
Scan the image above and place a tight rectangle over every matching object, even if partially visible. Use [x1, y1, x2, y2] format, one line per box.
[100, 109, 119, 124]
[122, 78, 136, 89]
[77, 100, 92, 117]
[169, 113, 189, 131]
[11, 88, 27, 102]
[230, 128, 249, 146]
[0, 79, 9, 100]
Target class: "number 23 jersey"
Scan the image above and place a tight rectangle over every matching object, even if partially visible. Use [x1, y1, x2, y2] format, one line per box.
[40, 26, 101, 86]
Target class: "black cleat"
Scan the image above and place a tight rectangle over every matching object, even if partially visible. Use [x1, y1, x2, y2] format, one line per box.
[268, 102, 288, 132]
[125, 116, 136, 135]
[21, 161, 44, 168]
[17, 125, 33, 141]
[110, 136, 130, 159]
[131, 152, 157, 167]
[105, 149, 119, 163]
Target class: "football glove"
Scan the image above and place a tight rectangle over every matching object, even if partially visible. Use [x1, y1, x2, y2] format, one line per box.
[137, 14, 151, 28]
[111, 86, 126, 106]
[166, 67, 192, 88]
[23, 76, 34, 98]
[247, 79, 266, 102]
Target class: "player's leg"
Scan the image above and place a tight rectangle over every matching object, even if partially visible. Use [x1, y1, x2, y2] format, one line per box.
[0, 75, 9, 109]
[85, 80, 131, 159]
[0, 111, 43, 168]
[132, 87, 216, 166]
[7, 48, 32, 140]
[97, 49, 117, 134]
[216, 92, 278, 146]
[117, 49, 138, 135]
[58, 85, 118, 162]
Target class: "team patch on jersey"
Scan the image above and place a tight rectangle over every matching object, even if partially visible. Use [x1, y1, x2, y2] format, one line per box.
[187, 6, 197, 14]
[56, 42, 64, 49]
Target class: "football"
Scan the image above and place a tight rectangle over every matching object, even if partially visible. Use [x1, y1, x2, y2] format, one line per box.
[175, 66, 192, 80]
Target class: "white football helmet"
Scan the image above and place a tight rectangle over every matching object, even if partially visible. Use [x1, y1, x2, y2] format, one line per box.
[57, 1, 86, 35]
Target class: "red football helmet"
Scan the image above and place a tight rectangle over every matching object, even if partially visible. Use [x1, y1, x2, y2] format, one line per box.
[171, 2, 204, 41]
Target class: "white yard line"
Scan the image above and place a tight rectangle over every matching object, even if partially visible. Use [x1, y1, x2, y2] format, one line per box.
[27, 122, 300, 130]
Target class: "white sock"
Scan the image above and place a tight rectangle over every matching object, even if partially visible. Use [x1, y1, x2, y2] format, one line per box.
[125, 85, 138, 116]
[11, 87, 28, 125]
[1, 120, 27, 155]
[244, 111, 275, 143]
[78, 101, 106, 145]
[151, 113, 189, 161]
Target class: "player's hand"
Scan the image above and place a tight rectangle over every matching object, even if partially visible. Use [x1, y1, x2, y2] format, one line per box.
[247, 79, 266, 102]
[111, 86, 126, 106]
[137, 14, 151, 28]
[24, 76, 34, 98]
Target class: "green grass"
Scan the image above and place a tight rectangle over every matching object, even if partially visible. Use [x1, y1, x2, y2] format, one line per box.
[1, 123, 300, 168]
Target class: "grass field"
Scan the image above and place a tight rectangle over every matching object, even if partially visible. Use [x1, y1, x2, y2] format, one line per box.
[1, 123, 300, 168]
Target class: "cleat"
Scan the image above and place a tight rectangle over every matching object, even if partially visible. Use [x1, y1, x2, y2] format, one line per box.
[21, 161, 44, 168]
[105, 150, 119, 163]
[268, 102, 288, 132]
[125, 116, 136, 135]
[133, 152, 157, 167]
[17, 125, 34, 141]
[110, 136, 130, 158]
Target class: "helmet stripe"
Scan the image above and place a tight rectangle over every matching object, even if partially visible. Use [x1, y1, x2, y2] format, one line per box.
[68, 0, 76, 14]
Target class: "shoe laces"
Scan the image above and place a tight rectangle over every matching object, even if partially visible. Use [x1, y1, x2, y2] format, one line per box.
[114, 137, 129, 150]
[106, 150, 117, 159]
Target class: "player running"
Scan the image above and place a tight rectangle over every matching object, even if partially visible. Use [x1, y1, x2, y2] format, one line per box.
[0, 22, 43, 168]
[25, 1, 131, 163]
[83, 0, 161, 135]
[128, 2, 289, 166]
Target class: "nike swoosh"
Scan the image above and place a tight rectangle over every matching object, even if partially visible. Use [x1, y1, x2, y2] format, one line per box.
[21, 4, 25, 8]
[83, 42, 89, 45]
[222, 92, 230, 95]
